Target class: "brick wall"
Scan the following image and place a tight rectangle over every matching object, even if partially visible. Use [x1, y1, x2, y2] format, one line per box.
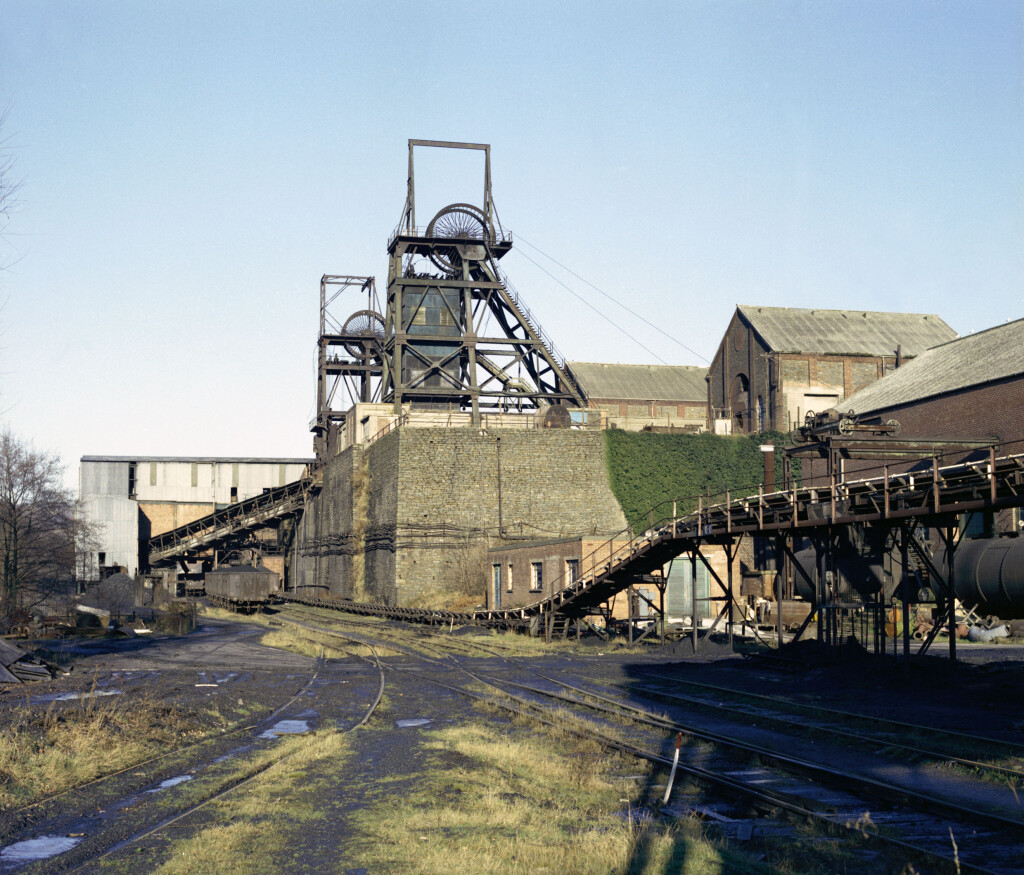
[863, 377, 1024, 445]
[292, 427, 629, 608]
[798, 377, 1024, 492]
[139, 502, 215, 538]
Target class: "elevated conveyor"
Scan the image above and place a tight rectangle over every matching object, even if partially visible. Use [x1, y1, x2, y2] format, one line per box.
[287, 442, 1024, 631]
[148, 477, 312, 566]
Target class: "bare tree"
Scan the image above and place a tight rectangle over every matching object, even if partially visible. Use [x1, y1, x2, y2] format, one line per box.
[0, 105, 21, 268]
[0, 107, 20, 222]
[0, 429, 77, 623]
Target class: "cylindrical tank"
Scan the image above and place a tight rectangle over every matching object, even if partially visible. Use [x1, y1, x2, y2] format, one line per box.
[951, 537, 1024, 618]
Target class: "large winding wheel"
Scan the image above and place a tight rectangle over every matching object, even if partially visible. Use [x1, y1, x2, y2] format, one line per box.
[425, 203, 494, 274]
[341, 309, 385, 357]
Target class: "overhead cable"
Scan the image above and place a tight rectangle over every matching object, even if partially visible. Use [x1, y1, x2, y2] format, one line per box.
[511, 231, 711, 365]
[510, 246, 671, 366]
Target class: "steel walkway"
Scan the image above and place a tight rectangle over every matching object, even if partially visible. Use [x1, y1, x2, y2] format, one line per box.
[289, 443, 1024, 630]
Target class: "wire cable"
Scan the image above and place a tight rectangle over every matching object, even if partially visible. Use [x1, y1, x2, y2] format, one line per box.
[510, 246, 671, 366]
[511, 230, 711, 365]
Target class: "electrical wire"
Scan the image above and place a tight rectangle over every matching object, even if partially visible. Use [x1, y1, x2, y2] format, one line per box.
[510, 246, 671, 366]
[511, 231, 711, 365]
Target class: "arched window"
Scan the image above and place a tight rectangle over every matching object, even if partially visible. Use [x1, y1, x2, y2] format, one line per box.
[730, 374, 749, 432]
[757, 395, 766, 432]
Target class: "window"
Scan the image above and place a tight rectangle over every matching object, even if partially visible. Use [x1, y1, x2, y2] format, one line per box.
[530, 562, 543, 592]
[507, 564, 514, 592]
[565, 559, 579, 584]
[492, 564, 502, 608]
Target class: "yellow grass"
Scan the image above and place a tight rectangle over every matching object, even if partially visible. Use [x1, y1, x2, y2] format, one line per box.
[0, 693, 217, 810]
[152, 729, 351, 874]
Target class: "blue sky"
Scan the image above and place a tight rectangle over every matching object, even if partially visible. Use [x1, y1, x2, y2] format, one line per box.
[0, 1, 1021, 482]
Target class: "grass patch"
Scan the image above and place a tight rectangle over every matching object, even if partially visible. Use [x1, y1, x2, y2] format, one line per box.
[0, 692, 221, 811]
[146, 729, 351, 874]
[346, 721, 771, 874]
[202, 605, 401, 659]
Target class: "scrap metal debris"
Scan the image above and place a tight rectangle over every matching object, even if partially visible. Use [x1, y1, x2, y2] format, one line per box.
[0, 637, 56, 683]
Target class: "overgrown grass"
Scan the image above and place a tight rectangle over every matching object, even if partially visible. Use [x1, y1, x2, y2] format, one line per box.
[0, 692, 218, 810]
[149, 729, 351, 874]
[202, 605, 402, 658]
[347, 722, 771, 874]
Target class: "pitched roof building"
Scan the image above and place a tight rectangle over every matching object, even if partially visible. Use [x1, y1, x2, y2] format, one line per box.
[837, 317, 1024, 444]
[707, 305, 957, 434]
[569, 361, 708, 431]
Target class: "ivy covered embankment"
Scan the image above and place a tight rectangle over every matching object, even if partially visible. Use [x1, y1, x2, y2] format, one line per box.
[603, 429, 793, 531]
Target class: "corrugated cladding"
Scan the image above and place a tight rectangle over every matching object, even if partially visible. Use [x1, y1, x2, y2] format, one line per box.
[738, 306, 956, 356]
[843, 318, 1024, 416]
[80, 461, 130, 499]
[569, 361, 707, 402]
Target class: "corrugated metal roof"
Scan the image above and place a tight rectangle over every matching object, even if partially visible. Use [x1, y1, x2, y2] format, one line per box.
[569, 362, 707, 402]
[738, 305, 956, 356]
[843, 318, 1024, 416]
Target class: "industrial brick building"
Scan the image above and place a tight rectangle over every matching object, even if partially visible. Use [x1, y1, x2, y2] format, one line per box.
[79, 456, 310, 578]
[707, 306, 957, 435]
[486, 535, 741, 627]
[837, 317, 1024, 445]
[568, 361, 708, 431]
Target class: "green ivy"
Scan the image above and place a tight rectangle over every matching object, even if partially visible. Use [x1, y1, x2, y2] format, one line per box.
[603, 429, 796, 530]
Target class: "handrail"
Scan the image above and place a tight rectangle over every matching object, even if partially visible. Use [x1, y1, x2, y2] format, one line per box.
[491, 436, 1024, 621]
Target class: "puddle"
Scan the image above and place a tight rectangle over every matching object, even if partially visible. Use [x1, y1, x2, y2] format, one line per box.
[260, 720, 310, 739]
[147, 775, 192, 793]
[213, 744, 252, 764]
[395, 718, 432, 728]
[0, 836, 82, 864]
[30, 689, 123, 704]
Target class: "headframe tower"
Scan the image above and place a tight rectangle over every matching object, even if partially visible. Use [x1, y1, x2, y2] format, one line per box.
[382, 140, 585, 421]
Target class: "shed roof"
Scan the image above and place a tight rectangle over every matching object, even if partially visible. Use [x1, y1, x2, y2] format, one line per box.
[842, 317, 1024, 416]
[568, 362, 707, 402]
[737, 306, 956, 356]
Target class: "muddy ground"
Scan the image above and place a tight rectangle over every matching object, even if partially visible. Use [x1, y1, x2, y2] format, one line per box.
[2, 616, 1024, 873]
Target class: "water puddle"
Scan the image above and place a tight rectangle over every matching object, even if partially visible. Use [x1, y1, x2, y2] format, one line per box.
[395, 718, 432, 728]
[260, 720, 310, 739]
[0, 836, 82, 864]
[147, 775, 192, 793]
[213, 744, 252, 764]
[30, 689, 122, 704]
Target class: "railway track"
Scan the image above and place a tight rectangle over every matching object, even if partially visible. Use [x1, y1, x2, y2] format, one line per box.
[255, 613, 1024, 872]
[627, 670, 1024, 772]
[9, 609, 1022, 873]
[460, 671, 1024, 874]
[0, 647, 385, 874]
[276, 601, 516, 662]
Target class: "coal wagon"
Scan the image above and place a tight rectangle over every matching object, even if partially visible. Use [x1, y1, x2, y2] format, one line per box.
[204, 565, 281, 612]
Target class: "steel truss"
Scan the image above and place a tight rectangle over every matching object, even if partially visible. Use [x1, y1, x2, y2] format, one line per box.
[312, 275, 384, 464]
[148, 478, 311, 566]
[382, 140, 585, 418]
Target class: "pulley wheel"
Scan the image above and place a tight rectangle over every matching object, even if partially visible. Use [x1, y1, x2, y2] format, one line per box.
[425, 203, 493, 274]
